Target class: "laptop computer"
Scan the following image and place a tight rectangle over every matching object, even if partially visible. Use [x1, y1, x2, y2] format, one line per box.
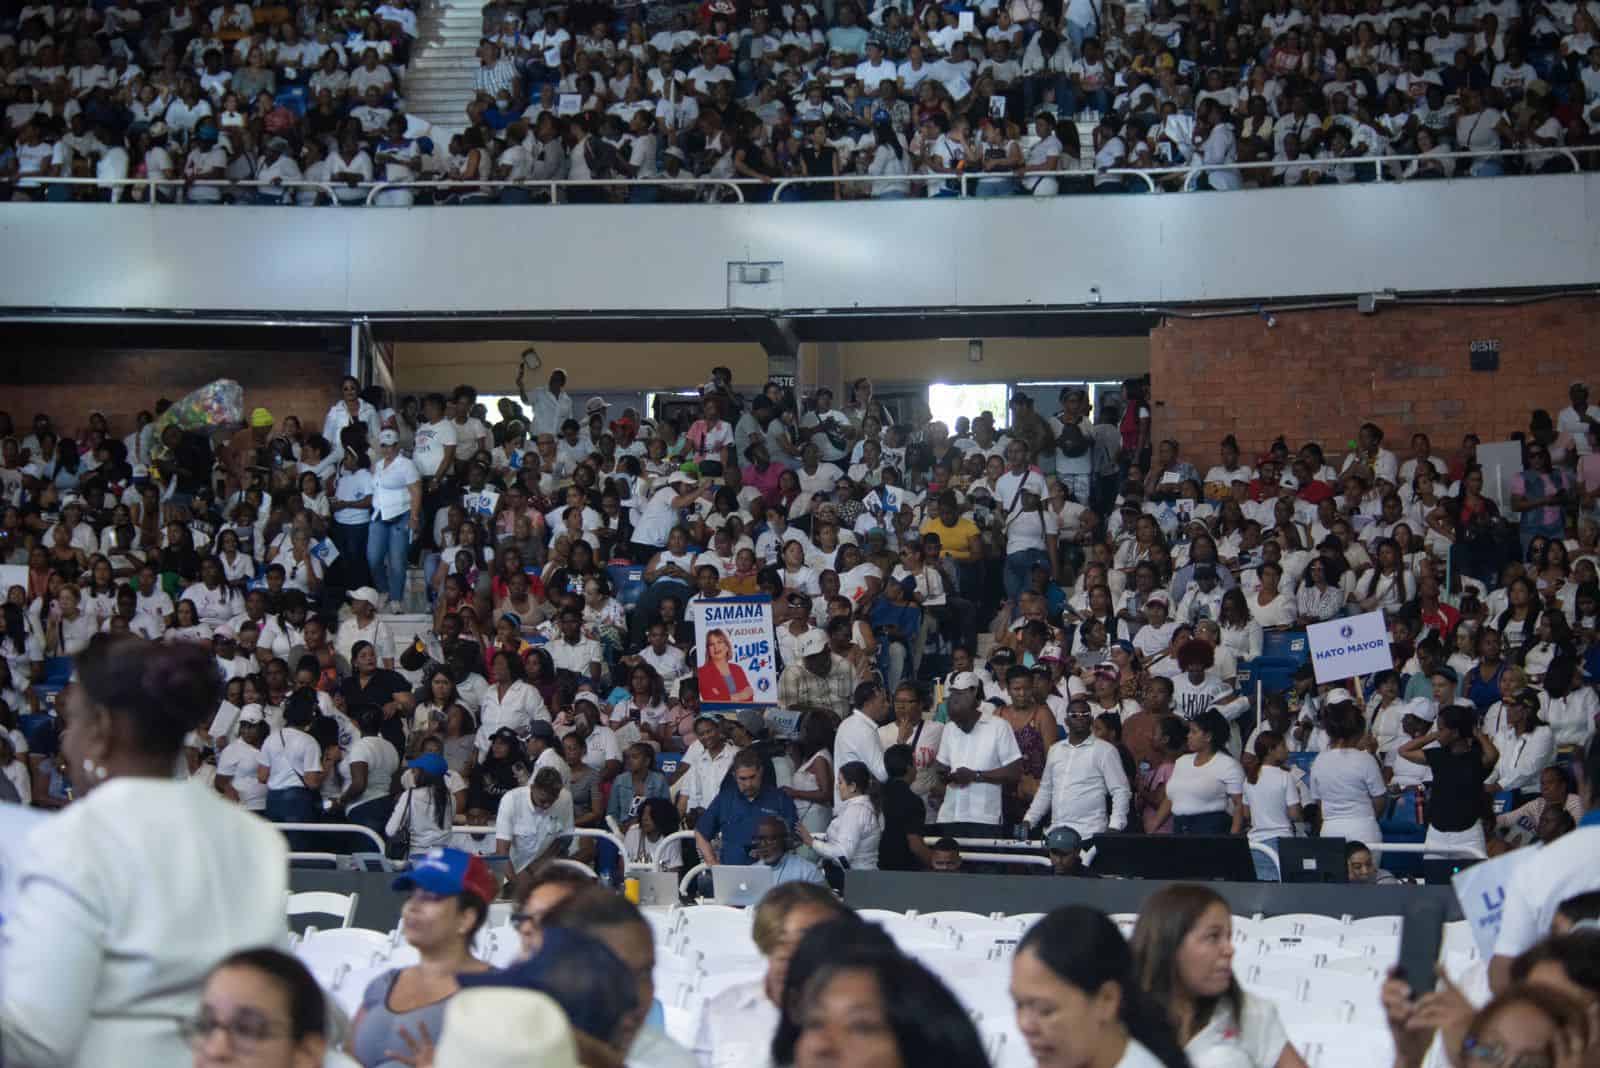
[632, 870, 682, 908]
[711, 864, 776, 907]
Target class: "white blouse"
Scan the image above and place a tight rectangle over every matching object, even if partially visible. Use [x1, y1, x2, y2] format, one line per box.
[476, 679, 549, 743]
[810, 793, 884, 871]
[1490, 726, 1555, 794]
[1544, 688, 1598, 749]
[1247, 592, 1297, 628]
[0, 778, 288, 1067]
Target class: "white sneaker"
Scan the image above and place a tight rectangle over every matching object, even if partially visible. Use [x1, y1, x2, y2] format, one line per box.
[385, 599, 405, 614]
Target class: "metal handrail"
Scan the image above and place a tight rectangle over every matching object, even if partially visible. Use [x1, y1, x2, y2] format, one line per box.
[275, 822, 387, 854]
[361, 176, 750, 204]
[4, 175, 341, 202]
[1143, 144, 1596, 192]
[8, 143, 1590, 203]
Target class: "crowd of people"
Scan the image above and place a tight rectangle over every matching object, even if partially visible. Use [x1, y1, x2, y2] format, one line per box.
[0, 356, 1599, 1066]
[4, 0, 1600, 201]
[0, 366, 1598, 889]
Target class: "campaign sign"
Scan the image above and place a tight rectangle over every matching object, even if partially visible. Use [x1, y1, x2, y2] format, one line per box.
[1452, 847, 1539, 958]
[1306, 610, 1393, 684]
[691, 595, 778, 709]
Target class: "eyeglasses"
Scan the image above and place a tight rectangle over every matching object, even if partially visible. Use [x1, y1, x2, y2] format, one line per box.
[1460, 1037, 1553, 1068]
[180, 1010, 291, 1048]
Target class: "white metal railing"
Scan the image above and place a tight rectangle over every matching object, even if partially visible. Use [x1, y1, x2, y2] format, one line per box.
[7, 144, 1590, 204]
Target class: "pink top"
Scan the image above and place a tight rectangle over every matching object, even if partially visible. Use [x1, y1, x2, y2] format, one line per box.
[1139, 760, 1175, 834]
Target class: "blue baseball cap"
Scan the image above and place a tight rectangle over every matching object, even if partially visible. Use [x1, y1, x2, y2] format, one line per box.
[391, 847, 496, 904]
[406, 752, 448, 778]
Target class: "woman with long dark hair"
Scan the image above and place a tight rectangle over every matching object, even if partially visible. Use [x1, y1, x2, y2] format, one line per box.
[1013, 906, 1190, 1068]
[1132, 884, 1306, 1067]
[773, 920, 990, 1068]
[387, 751, 456, 857]
[1157, 710, 1243, 836]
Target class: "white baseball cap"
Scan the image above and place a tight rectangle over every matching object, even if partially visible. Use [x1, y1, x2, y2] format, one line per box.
[378, 429, 400, 446]
[798, 631, 828, 657]
[586, 396, 609, 414]
[348, 586, 384, 607]
[1324, 687, 1354, 704]
[237, 704, 266, 725]
[948, 671, 981, 692]
[1405, 697, 1438, 724]
[1279, 474, 1299, 491]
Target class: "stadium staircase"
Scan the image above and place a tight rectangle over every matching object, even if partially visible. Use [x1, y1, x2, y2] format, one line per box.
[404, 0, 485, 136]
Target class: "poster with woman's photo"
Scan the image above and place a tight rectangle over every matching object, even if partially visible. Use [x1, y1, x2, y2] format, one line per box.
[691, 595, 778, 709]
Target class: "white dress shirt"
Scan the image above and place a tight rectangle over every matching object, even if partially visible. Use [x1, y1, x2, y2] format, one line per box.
[1489, 726, 1555, 793]
[476, 680, 549, 744]
[1023, 735, 1131, 836]
[1, 779, 288, 1068]
[809, 793, 884, 870]
[834, 709, 889, 783]
[530, 386, 574, 438]
[680, 741, 740, 811]
[934, 714, 1023, 826]
[548, 635, 603, 675]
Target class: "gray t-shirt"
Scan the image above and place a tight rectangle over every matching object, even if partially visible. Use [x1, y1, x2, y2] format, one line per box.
[353, 970, 455, 1068]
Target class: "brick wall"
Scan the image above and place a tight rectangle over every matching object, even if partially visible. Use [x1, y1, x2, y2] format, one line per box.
[1148, 297, 1600, 463]
[3, 349, 347, 441]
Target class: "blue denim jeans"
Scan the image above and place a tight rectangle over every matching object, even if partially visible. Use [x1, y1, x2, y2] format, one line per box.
[366, 513, 411, 604]
[1058, 471, 1092, 505]
[1004, 548, 1051, 606]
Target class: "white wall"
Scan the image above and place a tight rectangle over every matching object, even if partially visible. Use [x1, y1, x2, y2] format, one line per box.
[4, 175, 1596, 315]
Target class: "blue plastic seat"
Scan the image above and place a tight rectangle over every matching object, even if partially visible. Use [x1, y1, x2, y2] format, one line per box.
[42, 657, 74, 688]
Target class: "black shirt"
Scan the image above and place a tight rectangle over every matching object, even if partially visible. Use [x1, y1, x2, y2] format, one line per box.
[1424, 742, 1490, 832]
[879, 779, 927, 871]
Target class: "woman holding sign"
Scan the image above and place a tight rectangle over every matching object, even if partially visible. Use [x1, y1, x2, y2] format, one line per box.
[698, 627, 754, 703]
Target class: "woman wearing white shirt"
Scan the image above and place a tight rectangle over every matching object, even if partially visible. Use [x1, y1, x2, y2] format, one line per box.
[475, 650, 548, 753]
[339, 705, 400, 837]
[336, 587, 393, 668]
[321, 375, 383, 456]
[367, 428, 423, 612]
[386, 751, 455, 856]
[0, 636, 287, 1068]
[797, 760, 883, 871]
[1542, 656, 1597, 750]
[44, 583, 99, 658]
[181, 556, 242, 627]
[1243, 731, 1304, 882]
[1156, 711, 1244, 835]
[1307, 700, 1387, 846]
[215, 528, 255, 589]
[329, 442, 376, 593]
[1216, 589, 1263, 661]
[1131, 884, 1306, 1068]
[1246, 561, 1297, 629]
[1487, 690, 1556, 801]
[1355, 538, 1412, 616]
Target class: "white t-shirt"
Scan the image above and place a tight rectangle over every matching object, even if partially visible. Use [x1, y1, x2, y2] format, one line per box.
[1243, 764, 1297, 846]
[412, 419, 457, 477]
[371, 454, 420, 521]
[347, 735, 400, 808]
[1307, 748, 1386, 822]
[1006, 505, 1059, 555]
[1166, 752, 1244, 816]
[216, 739, 269, 810]
[257, 727, 322, 791]
[1186, 991, 1290, 1068]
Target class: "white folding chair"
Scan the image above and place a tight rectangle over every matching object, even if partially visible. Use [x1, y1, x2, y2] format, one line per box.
[287, 890, 360, 929]
[865, 912, 958, 951]
[1257, 913, 1348, 942]
[1347, 915, 1403, 937]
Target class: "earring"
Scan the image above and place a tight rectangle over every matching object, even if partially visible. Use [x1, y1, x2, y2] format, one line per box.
[81, 759, 107, 781]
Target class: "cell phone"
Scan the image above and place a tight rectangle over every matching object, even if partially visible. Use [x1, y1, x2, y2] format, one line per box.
[1397, 899, 1446, 996]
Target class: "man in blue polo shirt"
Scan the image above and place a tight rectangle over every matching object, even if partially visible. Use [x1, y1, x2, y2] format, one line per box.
[693, 748, 798, 866]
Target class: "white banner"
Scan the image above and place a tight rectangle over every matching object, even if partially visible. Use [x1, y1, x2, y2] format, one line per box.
[1452, 846, 1541, 958]
[690, 596, 778, 709]
[1306, 610, 1393, 684]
